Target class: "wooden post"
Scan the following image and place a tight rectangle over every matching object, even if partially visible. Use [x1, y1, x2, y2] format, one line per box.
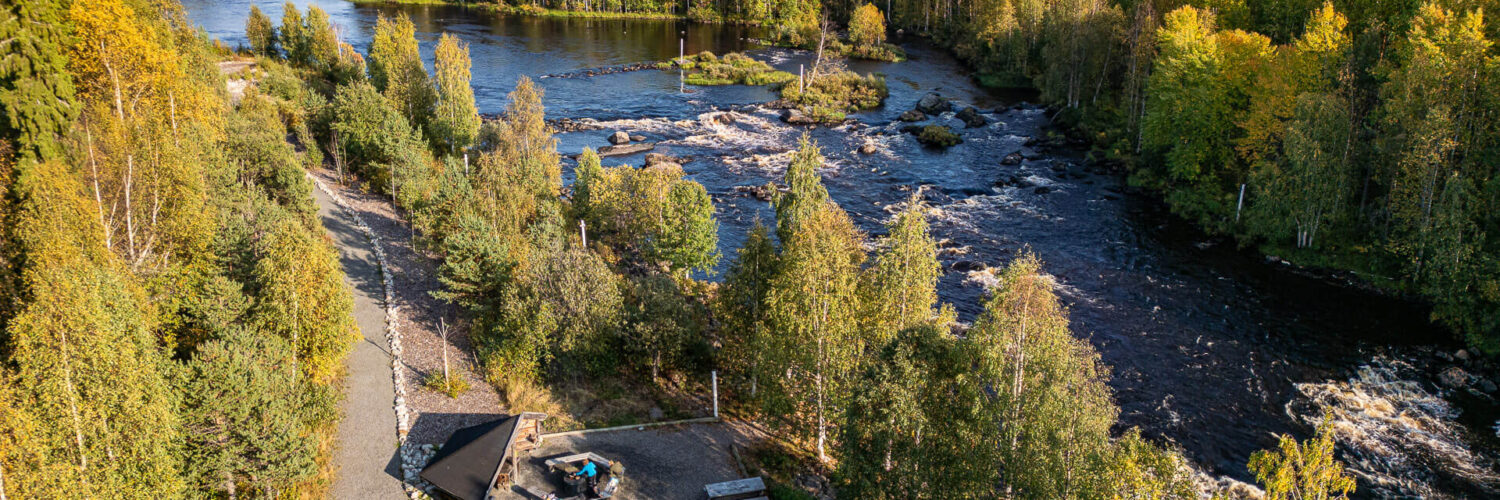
[1235, 183, 1246, 222]
[579, 220, 587, 247]
[711, 370, 719, 419]
[679, 38, 685, 93]
[440, 318, 450, 387]
[464, 153, 469, 177]
[798, 64, 804, 93]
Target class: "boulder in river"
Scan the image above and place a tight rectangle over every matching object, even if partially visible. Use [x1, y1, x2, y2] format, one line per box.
[781, 108, 816, 126]
[915, 92, 952, 115]
[858, 142, 879, 155]
[598, 142, 654, 157]
[1000, 151, 1024, 165]
[1440, 366, 1470, 388]
[1034, 186, 1052, 194]
[898, 109, 926, 122]
[956, 106, 986, 128]
[608, 130, 631, 145]
[629, 134, 647, 142]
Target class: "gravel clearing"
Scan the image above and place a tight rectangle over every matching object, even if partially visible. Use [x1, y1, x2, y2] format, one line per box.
[511, 420, 769, 499]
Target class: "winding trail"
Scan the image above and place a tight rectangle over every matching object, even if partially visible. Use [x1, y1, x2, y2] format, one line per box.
[314, 181, 406, 499]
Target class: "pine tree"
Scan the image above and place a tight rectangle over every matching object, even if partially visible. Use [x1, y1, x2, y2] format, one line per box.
[180, 328, 318, 497]
[573, 146, 604, 223]
[432, 33, 480, 155]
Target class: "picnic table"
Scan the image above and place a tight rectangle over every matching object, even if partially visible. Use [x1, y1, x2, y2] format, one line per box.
[704, 476, 767, 500]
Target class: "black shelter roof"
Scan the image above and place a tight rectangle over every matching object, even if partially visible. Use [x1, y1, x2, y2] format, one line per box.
[420, 415, 520, 500]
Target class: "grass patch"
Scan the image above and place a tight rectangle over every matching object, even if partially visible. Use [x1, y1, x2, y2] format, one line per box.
[846, 42, 906, 62]
[666, 51, 795, 86]
[421, 371, 471, 398]
[780, 70, 888, 124]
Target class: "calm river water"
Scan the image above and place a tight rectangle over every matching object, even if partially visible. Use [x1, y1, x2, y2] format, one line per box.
[185, 1, 1500, 496]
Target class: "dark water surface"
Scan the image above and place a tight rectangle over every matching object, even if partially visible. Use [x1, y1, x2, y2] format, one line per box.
[185, 2, 1499, 496]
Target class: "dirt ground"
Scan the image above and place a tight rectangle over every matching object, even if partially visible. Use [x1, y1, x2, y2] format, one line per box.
[507, 420, 769, 500]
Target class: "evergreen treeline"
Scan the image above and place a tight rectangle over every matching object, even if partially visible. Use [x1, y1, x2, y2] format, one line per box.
[0, 0, 356, 497]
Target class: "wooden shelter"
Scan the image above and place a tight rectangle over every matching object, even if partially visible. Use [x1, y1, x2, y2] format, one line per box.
[419, 413, 547, 500]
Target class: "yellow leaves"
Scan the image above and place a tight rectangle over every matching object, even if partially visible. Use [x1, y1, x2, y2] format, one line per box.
[67, 0, 179, 112]
[1295, 1, 1349, 56]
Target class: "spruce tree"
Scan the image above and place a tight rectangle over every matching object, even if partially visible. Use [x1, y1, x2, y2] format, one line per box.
[654, 180, 720, 276]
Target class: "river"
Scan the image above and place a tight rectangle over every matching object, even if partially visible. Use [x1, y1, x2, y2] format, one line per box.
[183, 2, 1500, 496]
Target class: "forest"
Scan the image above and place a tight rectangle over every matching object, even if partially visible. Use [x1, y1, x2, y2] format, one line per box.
[1, 0, 1492, 498]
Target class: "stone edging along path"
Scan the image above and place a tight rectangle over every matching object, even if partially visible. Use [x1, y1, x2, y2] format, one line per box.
[309, 174, 424, 499]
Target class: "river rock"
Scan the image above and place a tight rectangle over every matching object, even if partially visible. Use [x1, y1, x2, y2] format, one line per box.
[734, 184, 776, 201]
[597, 142, 654, 157]
[858, 142, 879, 155]
[1034, 186, 1052, 194]
[781, 108, 816, 125]
[1456, 349, 1472, 362]
[608, 130, 631, 145]
[1440, 366, 1470, 388]
[915, 92, 952, 114]
[1000, 151, 1024, 165]
[630, 134, 647, 142]
[898, 109, 926, 122]
[951, 260, 985, 272]
[957, 106, 986, 128]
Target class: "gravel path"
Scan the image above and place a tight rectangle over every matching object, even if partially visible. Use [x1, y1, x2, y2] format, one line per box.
[309, 170, 504, 445]
[315, 183, 406, 499]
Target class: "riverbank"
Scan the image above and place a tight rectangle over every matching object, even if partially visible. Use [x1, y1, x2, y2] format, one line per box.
[350, 0, 692, 22]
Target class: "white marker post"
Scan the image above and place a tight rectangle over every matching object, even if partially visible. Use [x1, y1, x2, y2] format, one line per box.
[711, 370, 719, 419]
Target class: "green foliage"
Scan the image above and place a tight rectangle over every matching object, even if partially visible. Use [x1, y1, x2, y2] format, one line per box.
[779, 70, 888, 123]
[180, 328, 321, 497]
[860, 196, 941, 343]
[654, 180, 721, 275]
[432, 33, 481, 155]
[280, 2, 307, 65]
[774, 134, 831, 243]
[915, 125, 962, 147]
[328, 81, 432, 195]
[0, 0, 78, 163]
[250, 203, 357, 384]
[716, 220, 778, 400]
[968, 253, 1118, 497]
[245, 4, 278, 57]
[672, 52, 796, 86]
[836, 324, 996, 498]
[1248, 415, 1356, 500]
[765, 200, 865, 462]
[422, 370, 472, 398]
[623, 274, 703, 380]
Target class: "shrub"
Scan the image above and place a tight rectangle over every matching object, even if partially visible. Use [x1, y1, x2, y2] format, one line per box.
[916, 125, 962, 147]
[668, 51, 794, 86]
[421, 371, 471, 398]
